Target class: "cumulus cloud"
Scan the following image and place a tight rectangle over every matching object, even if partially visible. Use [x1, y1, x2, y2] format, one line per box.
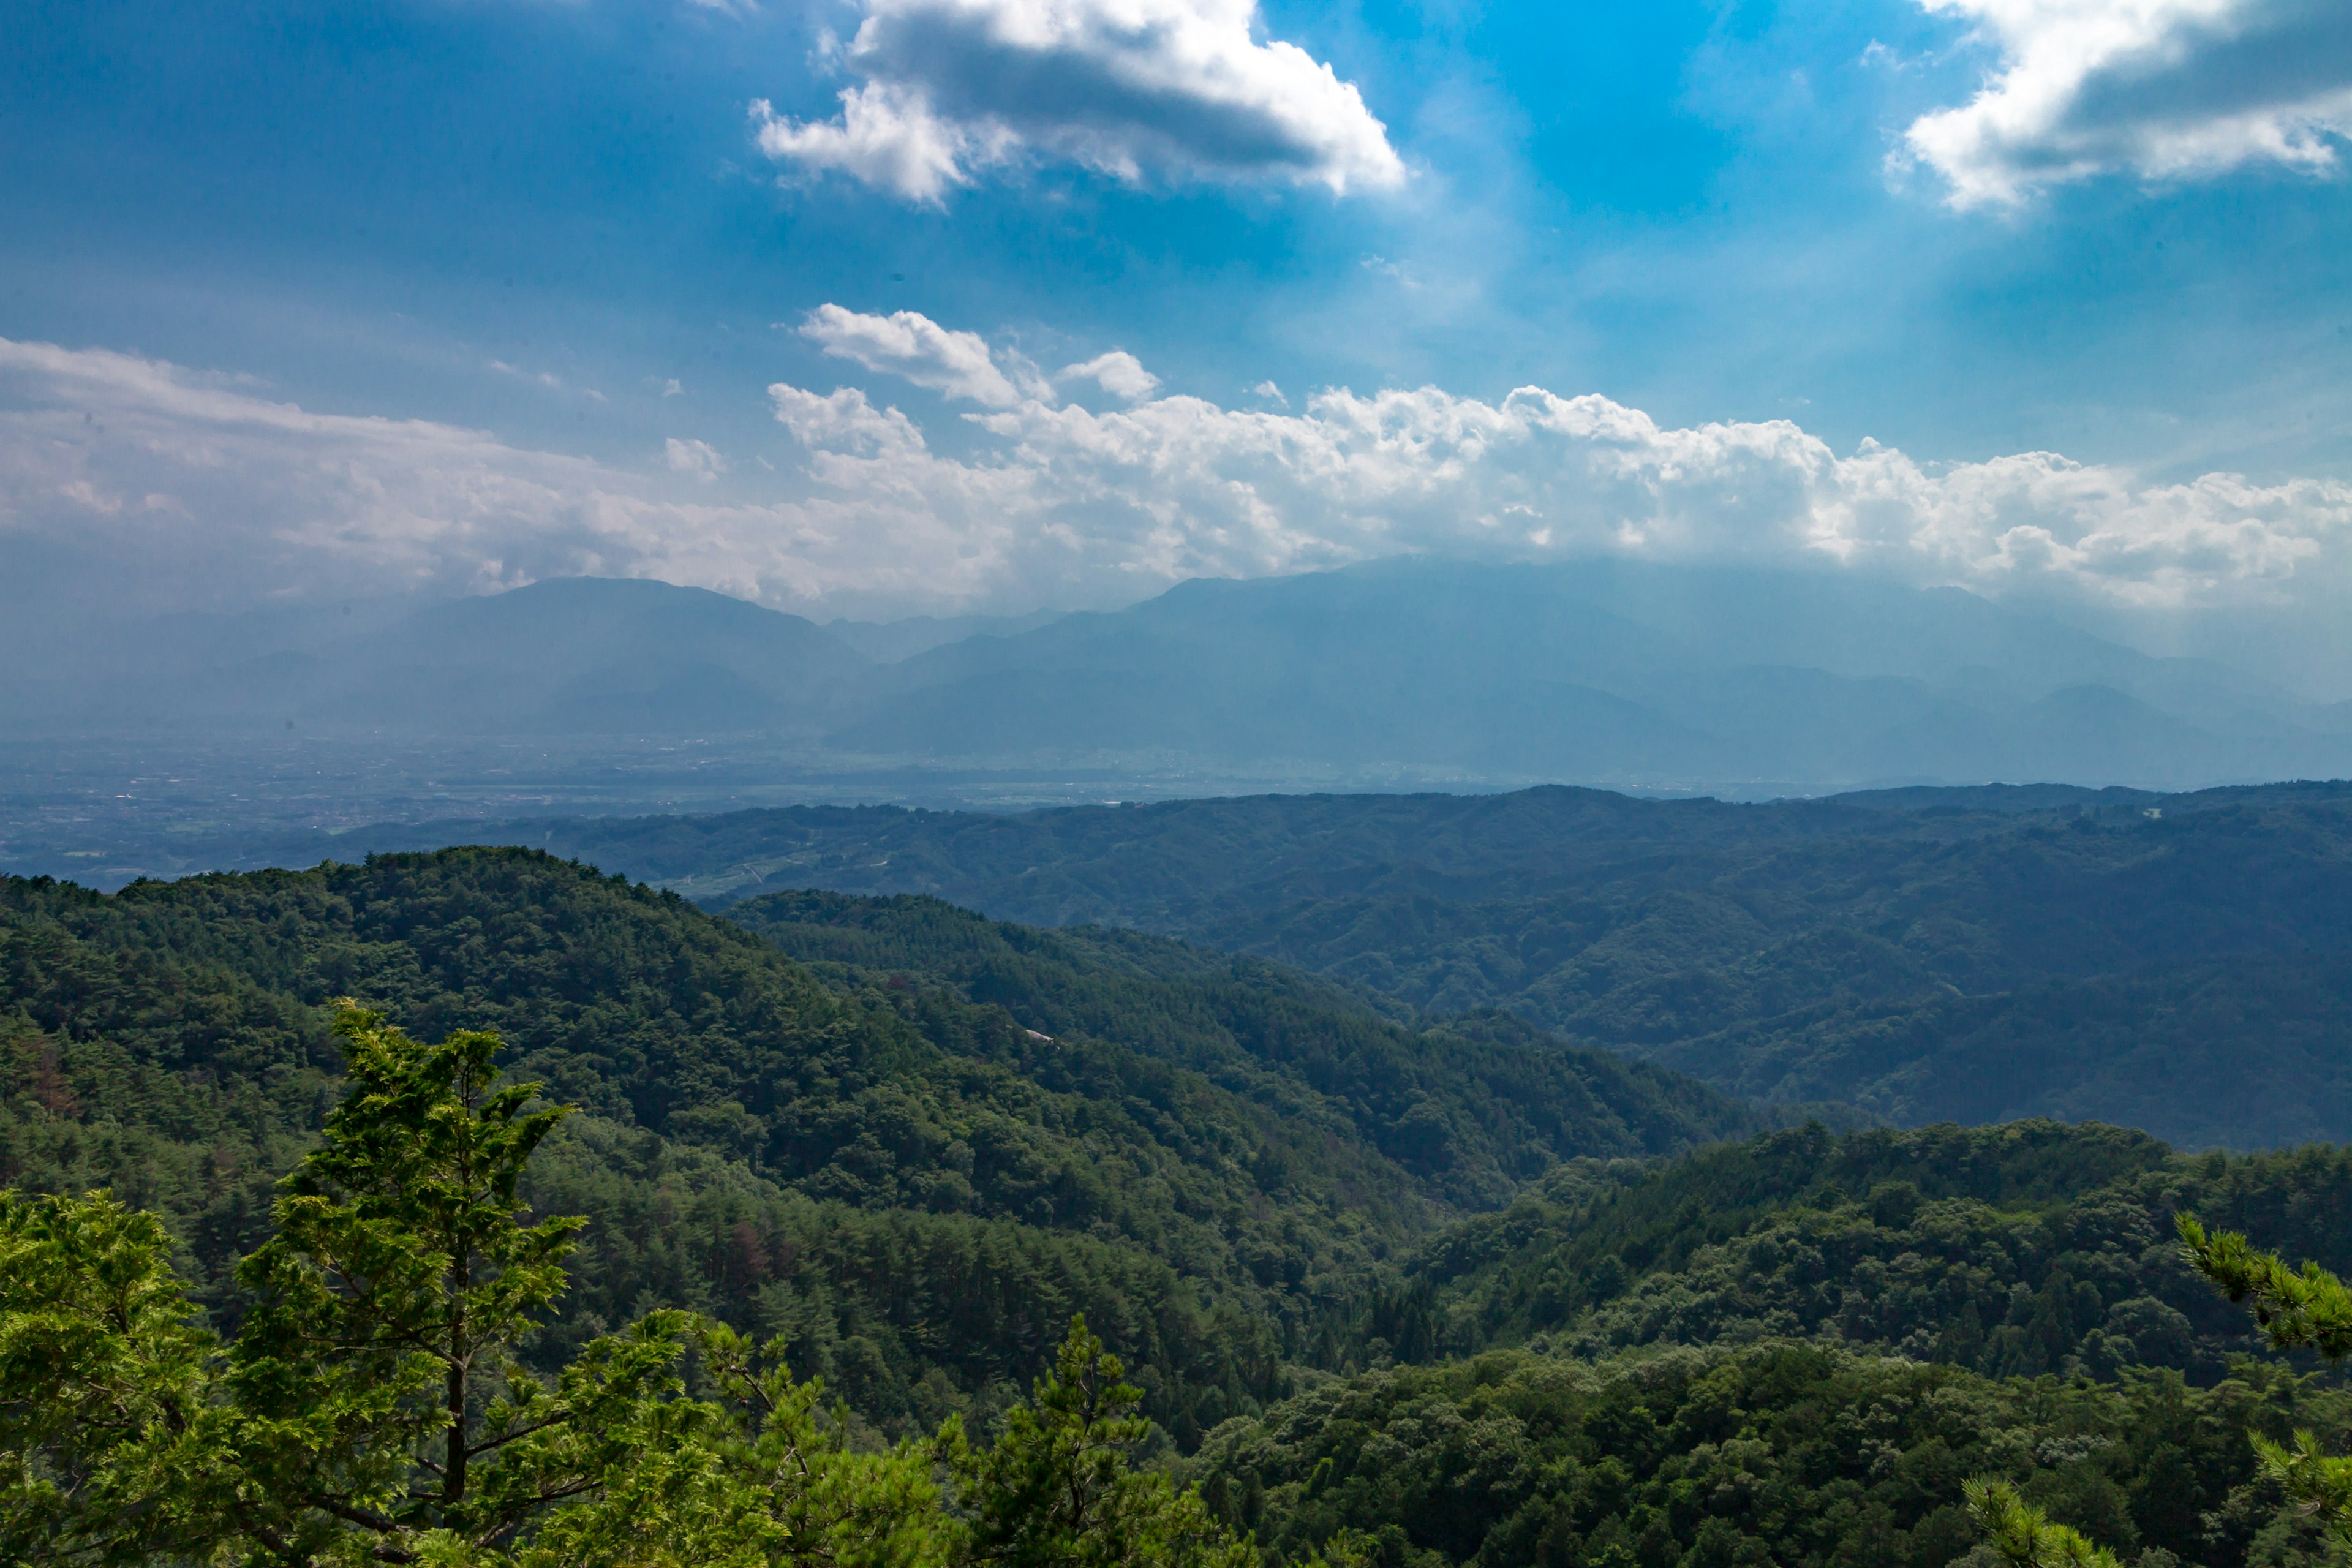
[1904, 0, 2352, 206]
[1060, 350, 1159, 402]
[798, 303, 1033, 407]
[6, 331, 2351, 631]
[753, 0, 1405, 202]
[767, 384, 927, 455]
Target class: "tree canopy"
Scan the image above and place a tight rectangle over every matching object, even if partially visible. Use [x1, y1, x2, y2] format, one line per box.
[0, 1004, 1251, 1567]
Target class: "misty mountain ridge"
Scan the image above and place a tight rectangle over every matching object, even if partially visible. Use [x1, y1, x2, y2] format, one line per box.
[10, 558, 2348, 792]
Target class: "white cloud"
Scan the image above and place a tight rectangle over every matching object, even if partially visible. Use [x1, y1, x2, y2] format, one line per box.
[6, 332, 2351, 633]
[798, 303, 1028, 407]
[753, 0, 1405, 202]
[666, 437, 727, 481]
[1903, 0, 2352, 206]
[752, 86, 989, 205]
[0, 337, 957, 616]
[1060, 350, 1159, 402]
[767, 383, 927, 455]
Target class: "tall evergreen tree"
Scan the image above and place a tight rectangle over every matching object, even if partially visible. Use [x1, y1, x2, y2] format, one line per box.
[0, 1005, 1249, 1567]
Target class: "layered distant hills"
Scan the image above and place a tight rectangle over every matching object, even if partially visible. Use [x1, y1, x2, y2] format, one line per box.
[12, 559, 2352, 792]
[86, 777, 2352, 1150]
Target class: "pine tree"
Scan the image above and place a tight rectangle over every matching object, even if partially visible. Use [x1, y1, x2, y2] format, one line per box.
[2177, 1212, 2352, 1543]
[0, 1004, 1251, 1567]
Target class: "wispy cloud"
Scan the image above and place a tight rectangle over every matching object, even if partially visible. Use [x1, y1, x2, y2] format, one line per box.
[489, 358, 604, 400]
[665, 437, 727, 481]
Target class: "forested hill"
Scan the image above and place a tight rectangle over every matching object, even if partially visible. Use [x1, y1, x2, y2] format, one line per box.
[24, 853, 2352, 1566]
[725, 889, 1750, 1209]
[1185, 1121, 2352, 1568]
[297, 779, 2352, 1147]
[0, 849, 1746, 1443]
[1371, 1120, 2348, 1378]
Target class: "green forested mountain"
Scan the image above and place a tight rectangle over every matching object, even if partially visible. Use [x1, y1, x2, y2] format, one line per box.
[1348, 1121, 2352, 1379]
[14, 853, 2352, 1566]
[0, 850, 1742, 1447]
[1183, 1121, 2352, 1567]
[723, 890, 1751, 1212]
[300, 781, 2352, 1147]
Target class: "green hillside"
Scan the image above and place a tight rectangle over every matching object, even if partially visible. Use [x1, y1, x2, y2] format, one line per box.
[724, 889, 1752, 1212]
[15, 856, 2352, 1564]
[0, 851, 1744, 1446]
[1186, 1342, 2348, 1568]
[1180, 1120, 2352, 1567]
[319, 782, 2352, 1146]
[1352, 1121, 2352, 1378]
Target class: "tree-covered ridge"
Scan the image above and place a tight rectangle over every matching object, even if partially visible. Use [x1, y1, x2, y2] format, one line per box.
[724, 890, 1752, 1212]
[108, 781, 2352, 1142]
[1348, 1124, 2352, 1387]
[1185, 1342, 2348, 1568]
[26, 845, 2352, 1566]
[1180, 1124, 2352, 1568]
[0, 851, 1747, 1444]
[383, 781, 2352, 1146]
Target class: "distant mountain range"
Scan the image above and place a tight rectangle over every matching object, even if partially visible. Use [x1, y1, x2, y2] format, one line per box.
[11, 559, 2352, 791]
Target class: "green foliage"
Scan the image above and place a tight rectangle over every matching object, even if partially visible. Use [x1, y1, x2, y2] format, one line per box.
[1188, 1341, 2345, 1568]
[0, 858, 1340, 1436]
[727, 889, 1754, 1211]
[2180, 1216, 2352, 1362]
[0, 1188, 221, 1565]
[1966, 1479, 2124, 1568]
[1333, 1122, 2352, 1383]
[0, 1007, 1251, 1567]
[28, 829, 2352, 1568]
[952, 1314, 1254, 1568]
[2180, 1213, 2352, 1551]
[0, 851, 1748, 1442]
[222, 1004, 618, 1553]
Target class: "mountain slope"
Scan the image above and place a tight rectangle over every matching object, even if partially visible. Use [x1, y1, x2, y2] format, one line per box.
[3, 577, 875, 737]
[272, 781, 2352, 1146]
[837, 559, 2346, 788]
[0, 850, 1746, 1441]
[1182, 1119, 2352, 1568]
[11, 559, 2346, 789]
[723, 889, 1752, 1210]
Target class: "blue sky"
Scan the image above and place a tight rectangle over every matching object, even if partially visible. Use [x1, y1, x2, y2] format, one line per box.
[4, 0, 2351, 671]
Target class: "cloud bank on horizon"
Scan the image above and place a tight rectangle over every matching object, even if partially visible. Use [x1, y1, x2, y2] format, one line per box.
[6, 318, 2346, 631]
[1903, 0, 2352, 206]
[753, 0, 1406, 200]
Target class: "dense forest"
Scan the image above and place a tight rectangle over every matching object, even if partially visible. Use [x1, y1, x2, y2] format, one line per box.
[0, 850, 1743, 1447]
[300, 780, 2352, 1148]
[12, 846, 2352, 1565]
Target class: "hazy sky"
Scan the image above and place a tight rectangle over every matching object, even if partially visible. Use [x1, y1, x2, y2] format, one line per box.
[4, 0, 2351, 654]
